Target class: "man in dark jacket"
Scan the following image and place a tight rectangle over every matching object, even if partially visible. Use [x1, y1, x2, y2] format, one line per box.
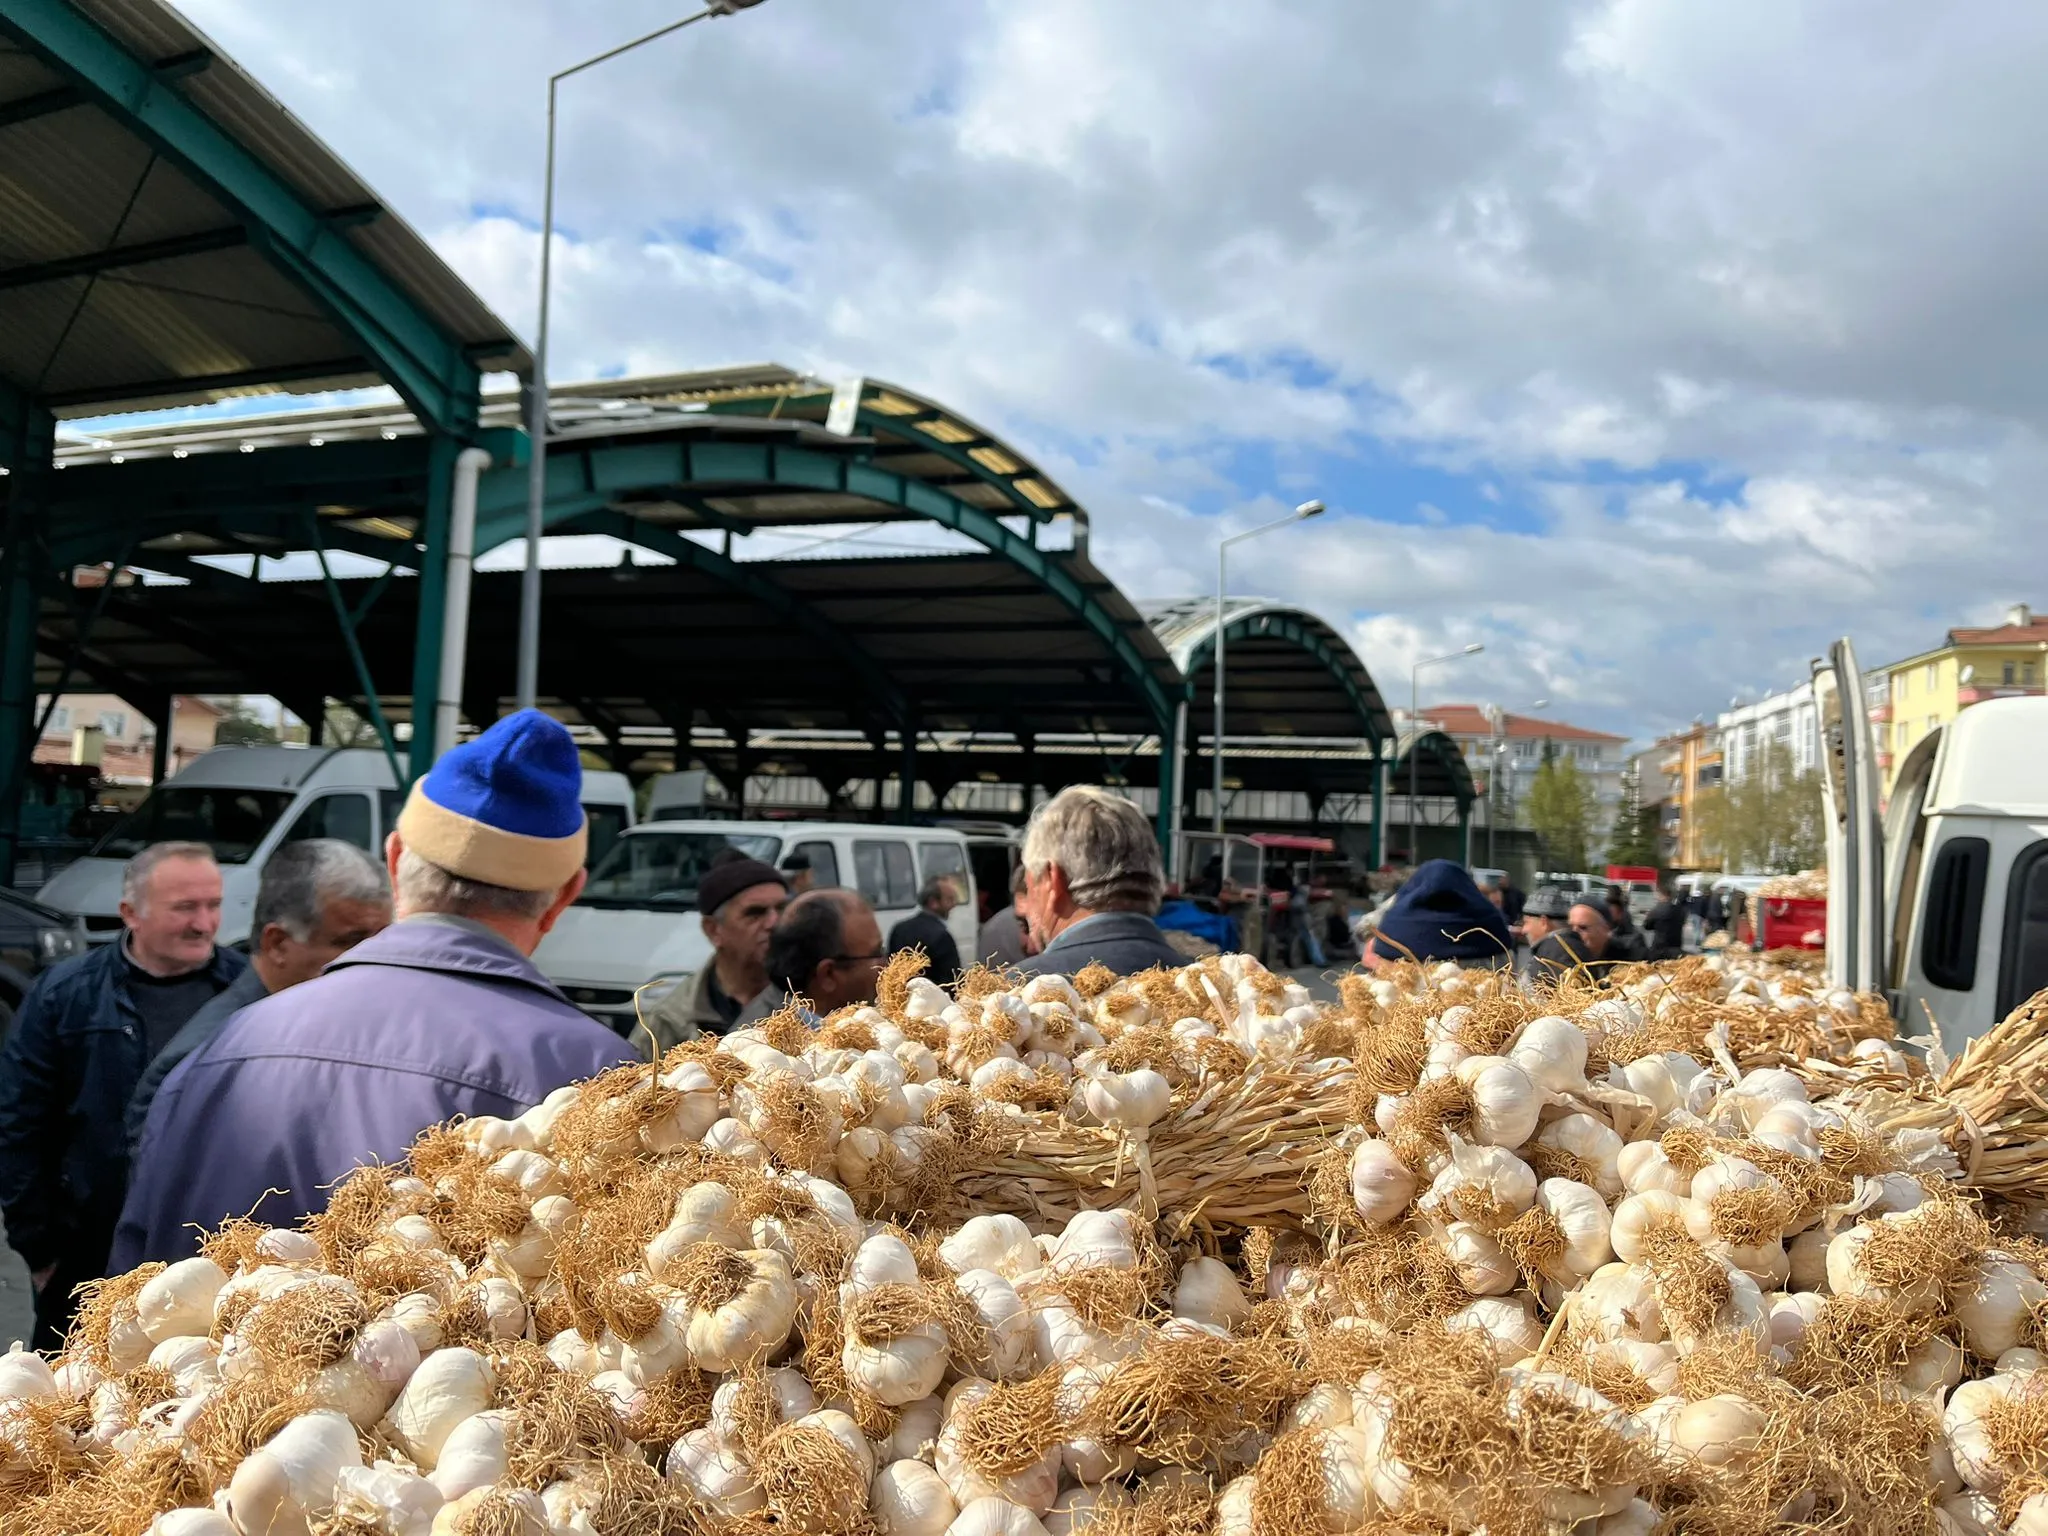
[1533, 895, 1633, 981]
[124, 838, 391, 1154]
[1017, 786, 1185, 977]
[0, 840, 246, 1347]
[112, 710, 634, 1269]
[1643, 879, 1687, 962]
[636, 855, 790, 1055]
[888, 875, 963, 985]
[1364, 860, 1514, 969]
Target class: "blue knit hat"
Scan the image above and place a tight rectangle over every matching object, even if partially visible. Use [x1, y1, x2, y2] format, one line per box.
[1370, 859, 1514, 963]
[396, 709, 587, 892]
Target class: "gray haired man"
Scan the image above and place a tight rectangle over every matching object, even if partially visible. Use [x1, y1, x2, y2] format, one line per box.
[1016, 785, 1186, 977]
[124, 839, 392, 1152]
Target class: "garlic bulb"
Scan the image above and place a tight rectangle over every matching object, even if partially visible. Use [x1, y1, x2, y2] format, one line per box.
[1423, 1136, 1537, 1224]
[941, 1215, 1042, 1282]
[135, 1256, 228, 1343]
[669, 1426, 767, 1518]
[1609, 1191, 1689, 1265]
[1953, 1252, 2048, 1359]
[1453, 1055, 1544, 1148]
[0, 1344, 59, 1401]
[382, 1347, 496, 1469]
[226, 1409, 364, 1531]
[1534, 1178, 1615, 1280]
[936, 1380, 1062, 1513]
[1440, 1222, 1518, 1296]
[1446, 1295, 1544, 1355]
[874, 1458, 959, 1536]
[1534, 1113, 1624, 1197]
[879, 1396, 944, 1463]
[1080, 1068, 1172, 1131]
[429, 1408, 511, 1502]
[945, 1498, 1053, 1536]
[1826, 1219, 1943, 1316]
[1173, 1256, 1252, 1330]
[1574, 1263, 1665, 1344]
[1348, 1139, 1418, 1225]
[1616, 1141, 1690, 1197]
[1508, 1015, 1589, 1093]
[1944, 1374, 2032, 1492]
[147, 1512, 239, 1535]
[684, 1249, 800, 1372]
[1664, 1395, 1768, 1471]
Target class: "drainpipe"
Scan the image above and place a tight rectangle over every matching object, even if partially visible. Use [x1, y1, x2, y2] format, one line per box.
[434, 446, 495, 759]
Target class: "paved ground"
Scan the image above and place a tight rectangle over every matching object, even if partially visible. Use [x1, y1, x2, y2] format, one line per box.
[1285, 962, 1349, 1003]
[0, 1212, 31, 1348]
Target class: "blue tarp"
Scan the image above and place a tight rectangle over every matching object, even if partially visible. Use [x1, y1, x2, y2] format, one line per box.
[1154, 898, 1240, 953]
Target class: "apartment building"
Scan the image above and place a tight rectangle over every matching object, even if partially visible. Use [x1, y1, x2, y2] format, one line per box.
[1871, 602, 2046, 788]
[32, 694, 222, 785]
[1409, 704, 1630, 830]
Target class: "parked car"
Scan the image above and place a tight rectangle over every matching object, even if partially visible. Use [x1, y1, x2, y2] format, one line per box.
[0, 888, 89, 1047]
[534, 819, 980, 1033]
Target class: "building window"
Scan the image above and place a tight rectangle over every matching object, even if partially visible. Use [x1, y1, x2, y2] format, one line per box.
[47, 706, 69, 734]
[1926, 662, 1938, 689]
[2003, 662, 2017, 685]
[98, 710, 126, 737]
[2027, 664, 2038, 686]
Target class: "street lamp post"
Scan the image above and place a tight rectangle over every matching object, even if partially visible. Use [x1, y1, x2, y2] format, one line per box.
[1213, 500, 1325, 835]
[1487, 696, 1546, 867]
[1408, 643, 1483, 865]
[518, 0, 770, 710]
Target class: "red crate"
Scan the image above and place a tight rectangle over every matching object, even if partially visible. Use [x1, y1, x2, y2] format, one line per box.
[1759, 896, 1827, 950]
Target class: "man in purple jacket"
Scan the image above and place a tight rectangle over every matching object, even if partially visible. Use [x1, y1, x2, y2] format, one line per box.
[112, 710, 635, 1268]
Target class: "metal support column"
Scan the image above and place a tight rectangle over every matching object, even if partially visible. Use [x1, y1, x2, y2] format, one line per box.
[1459, 799, 1472, 866]
[897, 728, 918, 825]
[1369, 742, 1388, 868]
[1156, 708, 1179, 871]
[0, 404, 55, 886]
[408, 434, 459, 781]
[150, 695, 173, 784]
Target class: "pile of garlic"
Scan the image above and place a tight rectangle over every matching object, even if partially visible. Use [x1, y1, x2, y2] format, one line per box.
[3, 950, 2044, 1536]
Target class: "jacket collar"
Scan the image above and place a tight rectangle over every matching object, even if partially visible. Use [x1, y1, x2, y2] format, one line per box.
[1041, 910, 1159, 952]
[324, 914, 569, 1001]
[108, 935, 246, 991]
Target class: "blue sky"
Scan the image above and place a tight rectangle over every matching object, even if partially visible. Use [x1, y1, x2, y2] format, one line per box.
[136, 0, 2048, 747]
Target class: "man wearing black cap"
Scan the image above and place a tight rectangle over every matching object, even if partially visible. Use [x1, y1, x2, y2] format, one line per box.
[639, 851, 789, 1052]
[1517, 886, 1574, 977]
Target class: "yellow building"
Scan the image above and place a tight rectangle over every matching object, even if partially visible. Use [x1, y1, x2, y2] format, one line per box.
[1874, 602, 2047, 788]
[1641, 722, 1723, 870]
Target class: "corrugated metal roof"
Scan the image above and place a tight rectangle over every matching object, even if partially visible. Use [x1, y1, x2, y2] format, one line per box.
[1140, 596, 1397, 743]
[0, 0, 526, 418]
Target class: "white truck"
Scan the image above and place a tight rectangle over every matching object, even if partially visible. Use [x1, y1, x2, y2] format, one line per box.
[1816, 639, 2048, 1057]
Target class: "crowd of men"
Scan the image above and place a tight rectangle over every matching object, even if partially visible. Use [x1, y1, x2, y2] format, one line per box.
[0, 716, 1186, 1343]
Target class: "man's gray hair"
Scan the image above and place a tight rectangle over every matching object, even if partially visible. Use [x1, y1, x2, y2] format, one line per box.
[254, 839, 389, 941]
[122, 841, 217, 908]
[1021, 785, 1163, 914]
[395, 847, 556, 920]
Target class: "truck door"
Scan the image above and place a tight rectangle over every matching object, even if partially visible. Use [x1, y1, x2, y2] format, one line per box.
[1814, 641, 1885, 994]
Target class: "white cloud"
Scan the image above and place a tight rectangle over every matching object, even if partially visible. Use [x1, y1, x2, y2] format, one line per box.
[167, 0, 2048, 745]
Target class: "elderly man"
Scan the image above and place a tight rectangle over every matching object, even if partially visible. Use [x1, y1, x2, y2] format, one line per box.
[111, 710, 634, 1267]
[1362, 859, 1513, 970]
[125, 839, 392, 1153]
[887, 875, 963, 985]
[1532, 894, 1629, 981]
[738, 888, 887, 1024]
[638, 854, 789, 1053]
[1015, 785, 1185, 977]
[0, 840, 247, 1346]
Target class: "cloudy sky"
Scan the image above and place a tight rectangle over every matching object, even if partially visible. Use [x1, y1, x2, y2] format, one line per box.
[167, 0, 2048, 745]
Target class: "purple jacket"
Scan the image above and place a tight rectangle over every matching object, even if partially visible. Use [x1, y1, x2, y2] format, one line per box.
[110, 916, 633, 1269]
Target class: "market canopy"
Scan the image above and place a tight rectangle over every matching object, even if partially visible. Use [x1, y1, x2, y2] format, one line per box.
[1144, 597, 1397, 744]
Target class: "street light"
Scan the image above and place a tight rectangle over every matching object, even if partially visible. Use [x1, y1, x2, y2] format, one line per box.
[1488, 696, 1547, 866]
[1214, 499, 1325, 835]
[517, 0, 772, 710]
[1408, 642, 1484, 865]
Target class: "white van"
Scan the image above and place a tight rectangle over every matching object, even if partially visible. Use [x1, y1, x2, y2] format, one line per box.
[534, 819, 979, 1031]
[1818, 640, 2048, 1056]
[39, 747, 402, 945]
[41, 747, 641, 946]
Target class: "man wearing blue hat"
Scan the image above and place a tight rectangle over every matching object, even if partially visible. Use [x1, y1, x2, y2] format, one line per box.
[110, 710, 636, 1267]
[1362, 859, 1515, 970]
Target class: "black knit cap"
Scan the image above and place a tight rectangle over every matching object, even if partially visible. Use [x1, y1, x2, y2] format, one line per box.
[698, 857, 788, 916]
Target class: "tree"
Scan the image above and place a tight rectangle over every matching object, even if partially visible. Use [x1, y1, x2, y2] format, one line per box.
[1696, 739, 1824, 874]
[1525, 750, 1599, 873]
[212, 697, 277, 747]
[1605, 762, 1662, 868]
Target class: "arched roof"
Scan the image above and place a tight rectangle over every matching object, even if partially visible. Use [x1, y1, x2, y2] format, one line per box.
[1392, 726, 1477, 807]
[1143, 598, 1396, 743]
[0, 0, 522, 432]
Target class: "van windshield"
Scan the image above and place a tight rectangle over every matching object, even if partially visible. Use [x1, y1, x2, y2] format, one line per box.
[92, 787, 296, 863]
[579, 831, 781, 910]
